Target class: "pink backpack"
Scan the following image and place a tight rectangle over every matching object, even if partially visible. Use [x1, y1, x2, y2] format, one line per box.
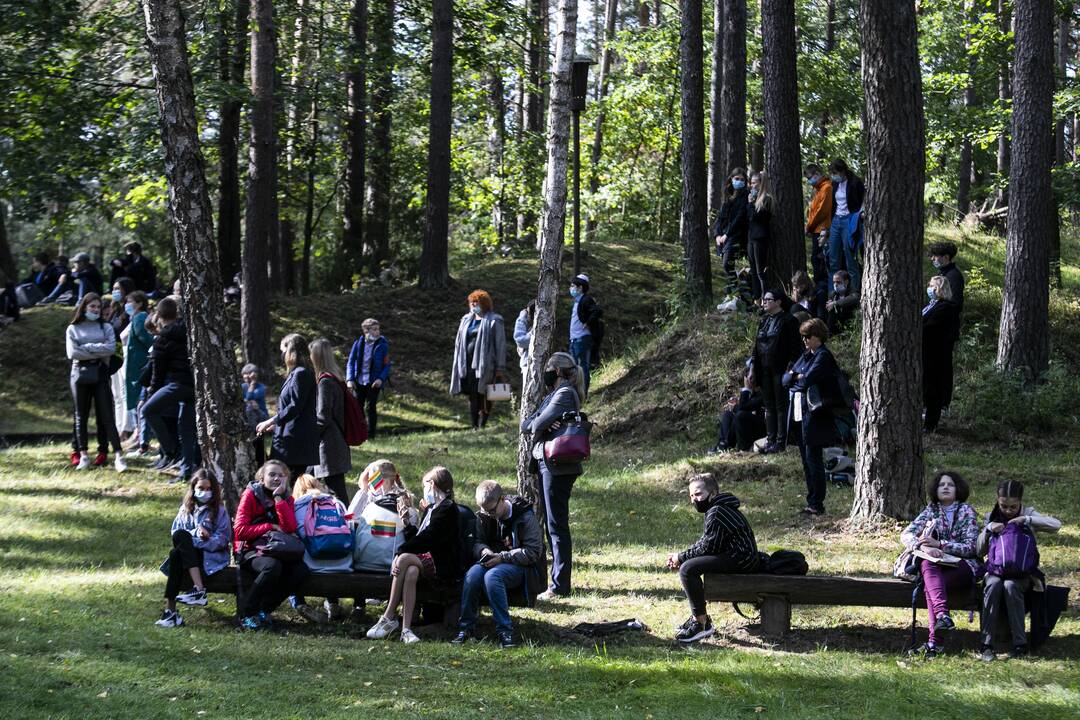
[302, 495, 354, 559]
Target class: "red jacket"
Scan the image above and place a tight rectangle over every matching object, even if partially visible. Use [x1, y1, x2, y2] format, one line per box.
[233, 483, 299, 555]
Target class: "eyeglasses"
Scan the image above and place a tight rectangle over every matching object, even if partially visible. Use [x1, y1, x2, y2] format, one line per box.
[762, 297, 776, 303]
[801, 335, 812, 340]
[481, 500, 502, 515]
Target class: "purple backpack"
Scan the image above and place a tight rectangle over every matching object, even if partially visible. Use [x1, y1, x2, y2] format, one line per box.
[985, 523, 1039, 578]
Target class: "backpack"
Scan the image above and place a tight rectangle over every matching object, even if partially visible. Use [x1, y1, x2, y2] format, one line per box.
[302, 495, 354, 559]
[985, 523, 1039, 579]
[765, 549, 809, 575]
[454, 503, 478, 576]
[323, 373, 368, 446]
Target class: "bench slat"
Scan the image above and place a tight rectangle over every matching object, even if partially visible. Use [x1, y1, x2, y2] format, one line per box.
[704, 573, 978, 610]
[203, 567, 453, 602]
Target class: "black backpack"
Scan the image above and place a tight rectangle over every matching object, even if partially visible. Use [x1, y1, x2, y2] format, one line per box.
[454, 503, 478, 577]
[765, 549, 809, 575]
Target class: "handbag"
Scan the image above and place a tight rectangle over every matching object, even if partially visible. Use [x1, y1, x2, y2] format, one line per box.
[543, 411, 593, 465]
[486, 382, 512, 402]
[75, 360, 101, 385]
[255, 530, 305, 562]
[892, 548, 920, 582]
[806, 385, 824, 412]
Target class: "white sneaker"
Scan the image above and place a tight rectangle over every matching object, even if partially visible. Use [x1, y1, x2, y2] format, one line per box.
[114, 456, 128, 473]
[400, 628, 420, 644]
[154, 610, 184, 628]
[76, 453, 91, 470]
[324, 600, 344, 621]
[124, 448, 145, 459]
[365, 615, 399, 640]
[176, 587, 208, 606]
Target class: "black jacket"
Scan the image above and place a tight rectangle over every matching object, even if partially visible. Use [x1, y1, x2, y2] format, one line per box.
[149, 320, 194, 390]
[922, 300, 959, 407]
[474, 496, 546, 606]
[23, 263, 63, 294]
[831, 173, 865, 216]
[712, 189, 750, 245]
[112, 254, 157, 293]
[938, 262, 965, 314]
[398, 497, 462, 580]
[753, 310, 802, 373]
[784, 346, 842, 447]
[575, 293, 602, 333]
[678, 492, 760, 570]
[271, 366, 320, 467]
[74, 265, 104, 298]
[746, 197, 772, 245]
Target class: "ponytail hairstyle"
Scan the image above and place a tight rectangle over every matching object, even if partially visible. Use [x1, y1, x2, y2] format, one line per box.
[280, 332, 310, 372]
[545, 351, 584, 393]
[989, 479, 1025, 524]
[751, 171, 772, 212]
[423, 465, 454, 501]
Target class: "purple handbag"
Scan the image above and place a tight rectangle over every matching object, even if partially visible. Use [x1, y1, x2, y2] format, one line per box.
[543, 411, 593, 465]
[985, 523, 1039, 578]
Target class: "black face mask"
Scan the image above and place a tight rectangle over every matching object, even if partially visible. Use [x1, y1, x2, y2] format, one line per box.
[693, 497, 711, 513]
[543, 369, 558, 388]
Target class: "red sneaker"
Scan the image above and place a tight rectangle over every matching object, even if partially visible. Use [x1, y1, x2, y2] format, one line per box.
[92, 453, 108, 467]
[70, 451, 81, 466]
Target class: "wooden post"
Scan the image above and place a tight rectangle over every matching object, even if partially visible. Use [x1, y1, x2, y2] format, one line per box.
[759, 593, 791, 636]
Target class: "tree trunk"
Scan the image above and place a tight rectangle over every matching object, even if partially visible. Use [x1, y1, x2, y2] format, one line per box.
[1054, 17, 1068, 166]
[761, 0, 804, 287]
[707, 0, 724, 222]
[850, 0, 925, 523]
[342, 0, 367, 283]
[242, 0, 275, 372]
[997, 0, 1053, 381]
[300, 6, 324, 295]
[719, 0, 747, 173]
[517, 0, 578, 517]
[996, 0, 1011, 208]
[419, 0, 453, 289]
[285, 0, 310, 177]
[821, 0, 834, 142]
[140, 0, 256, 507]
[0, 200, 14, 283]
[366, 0, 393, 274]
[585, 0, 617, 242]
[518, 0, 546, 246]
[215, 0, 249, 285]
[680, 0, 711, 306]
[488, 68, 506, 245]
[956, 1, 977, 222]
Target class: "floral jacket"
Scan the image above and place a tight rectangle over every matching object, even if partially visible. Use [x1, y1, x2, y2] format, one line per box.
[901, 502, 983, 575]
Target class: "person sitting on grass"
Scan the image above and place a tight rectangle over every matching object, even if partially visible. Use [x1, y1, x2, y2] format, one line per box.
[292, 474, 353, 624]
[452, 480, 544, 649]
[825, 270, 860, 335]
[233, 460, 311, 630]
[156, 470, 232, 628]
[366, 466, 462, 644]
[708, 367, 765, 454]
[666, 474, 761, 644]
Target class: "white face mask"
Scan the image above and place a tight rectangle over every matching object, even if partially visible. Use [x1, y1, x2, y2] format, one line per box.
[194, 489, 213, 504]
[424, 487, 437, 505]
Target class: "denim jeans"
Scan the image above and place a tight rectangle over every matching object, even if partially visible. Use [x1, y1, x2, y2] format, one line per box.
[827, 217, 861, 293]
[570, 335, 593, 394]
[539, 458, 578, 595]
[143, 382, 201, 478]
[457, 562, 527, 634]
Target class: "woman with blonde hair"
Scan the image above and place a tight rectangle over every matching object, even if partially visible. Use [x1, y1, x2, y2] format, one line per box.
[308, 338, 352, 502]
[450, 289, 507, 428]
[745, 171, 774, 300]
[291, 473, 353, 622]
[256, 333, 319, 478]
[922, 275, 959, 433]
[521, 351, 584, 600]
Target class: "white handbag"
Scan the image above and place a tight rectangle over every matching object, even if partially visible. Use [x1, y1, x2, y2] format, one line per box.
[486, 383, 512, 402]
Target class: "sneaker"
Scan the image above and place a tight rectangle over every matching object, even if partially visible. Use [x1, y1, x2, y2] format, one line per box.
[124, 447, 146, 459]
[675, 616, 715, 644]
[176, 587, 208, 607]
[70, 451, 81, 467]
[92, 452, 108, 467]
[933, 613, 955, 633]
[908, 642, 943, 658]
[707, 445, 730, 456]
[323, 600, 345, 622]
[535, 589, 561, 602]
[114, 456, 128, 473]
[674, 615, 696, 632]
[365, 615, 399, 640]
[347, 607, 368, 625]
[240, 615, 262, 630]
[762, 442, 782, 455]
[498, 631, 518, 649]
[155, 609, 184, 628]
[1008, 644, 1028, 660]
[296, 603, 328, 624]
[978, 645, 996, 662]
[799, 506, 824, 516]
[76, 453, 91, 470]
[257, 611, 272, 628]
[450, 629, 472, 644]
[400, 628, 420, 644]
[151, 455, 173, 470]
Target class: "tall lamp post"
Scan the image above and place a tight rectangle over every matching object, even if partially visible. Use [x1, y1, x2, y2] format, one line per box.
[571, 55, 595, 277]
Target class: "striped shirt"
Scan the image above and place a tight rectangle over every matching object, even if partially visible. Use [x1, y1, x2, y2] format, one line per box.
[679, 492, 759, 569]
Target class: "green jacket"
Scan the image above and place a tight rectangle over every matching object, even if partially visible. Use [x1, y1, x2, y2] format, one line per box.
[124, 311, 154, 409]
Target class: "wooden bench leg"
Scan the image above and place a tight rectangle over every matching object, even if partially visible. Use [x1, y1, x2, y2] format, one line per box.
[759, 594, 791, 637]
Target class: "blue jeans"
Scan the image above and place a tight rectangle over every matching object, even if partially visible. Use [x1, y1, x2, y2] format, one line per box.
[539, 458, 577, 595]
[569, 335, 593, 394]
[799, 439, 827, 512]
[143, 382, 201, 478]
[457, 562, 526, 634]
[827, 217, 861, 293]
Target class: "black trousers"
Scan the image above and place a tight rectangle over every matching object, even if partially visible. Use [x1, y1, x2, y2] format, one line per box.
[718, 409, 766, 451]
[323, 473, 349, 505]
[468, 392, 490, 428]
[71, 373, 122, 454]
[679, 553, 745, 617]
[354, 384, 382, 438]
[759, 371, 788, 445]
[721, 241, 743, 293]
[539, 459, 578, 595]
[164, 529, 203, 600]
[240, 554, 310, 617]
[747, 240, 767, 301]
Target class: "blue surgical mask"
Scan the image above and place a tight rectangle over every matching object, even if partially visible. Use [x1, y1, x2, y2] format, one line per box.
[806, 175, 819, 186]
[85, 311, 100, 322]
[732, 179, 746, 190]
[834, 283, 847, 294]
[194, 489, 213, 504]
[830, 174, 843, 184]
[124, 303, 136, 316]
[424, 487, 437, 505]
[470, 305, 482, 315]
[749, 189, 759, 201]
[931, 258, 943, 269]
[569, 288, 581, 299]
[112, 290, 122, 302]
[927, 287, 936, 301]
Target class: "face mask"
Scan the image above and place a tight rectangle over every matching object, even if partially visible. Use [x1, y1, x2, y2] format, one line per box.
[806, 175, 819, 186]
[470, 305, 482, 315]
[931, 258, 942, 269]
[692, 497, 711, 513]
[85, 311, 100, 322]
[834, 283, 847, 294]
[112, 290, 122, 302]
[749, 189, 759, 201]
[424, 487, 437, 505]
[830, 174, 843, 184]
[927, 287, 936, 301]
[124, 303, 136, 316]
[569, 288, 581, 299]
[543, 369, 558, 387]
[194, 489, 213, 504]
[366, 333, 379, 342]
[732, 179, 746, 190]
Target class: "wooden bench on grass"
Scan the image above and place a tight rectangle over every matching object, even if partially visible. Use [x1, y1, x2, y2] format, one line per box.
[704, 573, 978, 636]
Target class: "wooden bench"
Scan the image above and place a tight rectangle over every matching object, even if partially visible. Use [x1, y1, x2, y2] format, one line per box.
[704, 574, 979, 636]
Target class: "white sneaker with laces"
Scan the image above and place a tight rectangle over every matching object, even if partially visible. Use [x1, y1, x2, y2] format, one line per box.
[155, 610, 184, 628]
[76, 453, 91, 470]
[176, 587, 208, 606]
[365, 615, 399, 640]
[124, 448, 144, 459]
[324, 600, 343, 621]
[400, 628, 420, 644]
[114, 456, 128, 473]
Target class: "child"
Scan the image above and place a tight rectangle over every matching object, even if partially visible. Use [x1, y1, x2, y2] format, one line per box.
[292, 474, 352, 622]
[156, 470, 232, 628]
[241, 363, 269, 465]
[366, 466, 461, 644]
[976, 480, 1061, 661]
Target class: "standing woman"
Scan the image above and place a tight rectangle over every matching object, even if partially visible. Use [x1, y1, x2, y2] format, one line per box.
[121, 291, 154, 456]
[711, 167, 750, 294]
[783, 318, 840, 516]
[66, 293, 126, 472]
[345, 318, 391, 438]
[450, 290, 507, 429]
[922, 276, 959, 434]
[521, 352, 584, 600]
[745, 171, 773, 301]
[308, 338, 352, 503]
[752, 289, 802, 454]
[256, 333, 319, 479]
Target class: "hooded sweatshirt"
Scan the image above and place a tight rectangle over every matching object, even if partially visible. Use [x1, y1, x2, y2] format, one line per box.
[678, 491, 760, 570]
[352, 494, 411, 572]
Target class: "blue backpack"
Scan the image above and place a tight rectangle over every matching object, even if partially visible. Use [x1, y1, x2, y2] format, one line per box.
[302, 495, 354, 559]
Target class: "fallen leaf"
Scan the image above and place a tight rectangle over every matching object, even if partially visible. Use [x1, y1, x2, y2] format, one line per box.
[96, 691, 108, 698]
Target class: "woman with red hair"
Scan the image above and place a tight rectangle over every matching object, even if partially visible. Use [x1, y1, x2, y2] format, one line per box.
[450, 289, 507, 428]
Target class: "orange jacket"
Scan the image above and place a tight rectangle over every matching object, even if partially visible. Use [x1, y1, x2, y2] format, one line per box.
[806, 178, 833, 234]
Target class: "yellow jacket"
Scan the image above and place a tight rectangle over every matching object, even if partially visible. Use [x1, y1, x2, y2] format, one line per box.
[806, 178, 833, 234]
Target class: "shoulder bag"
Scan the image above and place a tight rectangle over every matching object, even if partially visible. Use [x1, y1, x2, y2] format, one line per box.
[256, 530, 306, 562]
[543, 410, 593, 465]
[76, 360, 101, 385]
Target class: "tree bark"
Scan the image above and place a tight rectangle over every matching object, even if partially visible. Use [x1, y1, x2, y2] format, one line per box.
[1054, 16, 1068, 166]
[215, 0, 249, 285]
[761, 0, 804, 287]
[996, 0, 1053, 380]
[0, 200, 14, 283]
[242, 0, 274, 372]
[680, 0, 711, 306]
[518, 0, 546, 246]
[488, 68, 506, 245]
[719, 0, 747, 174]
[300, 5, 324, 295]
[707, 0, 724, 222]
[585, 0, 617, 242]
[956, 1, 977, 222]
[821, 0, 835, 141]
[850, 0, 925, 523]
[418, 0, 453, 289]
[366, 0, 393, 274]
[996, 0, 1011, 208]
[140, 0, 256, 507]
[517, 0, 578, 517]
[342, 0, 367, 282]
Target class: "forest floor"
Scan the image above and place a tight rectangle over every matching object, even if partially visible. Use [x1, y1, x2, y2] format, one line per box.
[1, 226, 1079, 718]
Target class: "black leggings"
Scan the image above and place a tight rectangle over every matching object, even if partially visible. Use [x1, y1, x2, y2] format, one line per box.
[71, 374, 122, 454]
[240, 554, 310, 617]
[468, 392, 490, 428]
[679, 553, 746, 617]
[164, 529, 203, 600]
[322, 473, 349, 505]
[354, 384, 382, 438]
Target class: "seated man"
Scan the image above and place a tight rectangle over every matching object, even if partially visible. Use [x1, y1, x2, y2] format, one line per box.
[18, 252, 63, 305]
[110, 241, 158, 294]
[826, 269, 860, 335]
[709, 368, 765, 454]
[667, 474, 761, 644]
[452, 480, 544, 649]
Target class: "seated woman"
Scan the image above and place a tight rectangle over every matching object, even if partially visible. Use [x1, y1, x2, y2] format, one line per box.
[233, 460, 311, 630]
[709, 368, 765, 454]
[900, 470, 981, 657]
[292, 474, 354, 623]
[155, 470, 232, 628]
[366, 466, 461, 644]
